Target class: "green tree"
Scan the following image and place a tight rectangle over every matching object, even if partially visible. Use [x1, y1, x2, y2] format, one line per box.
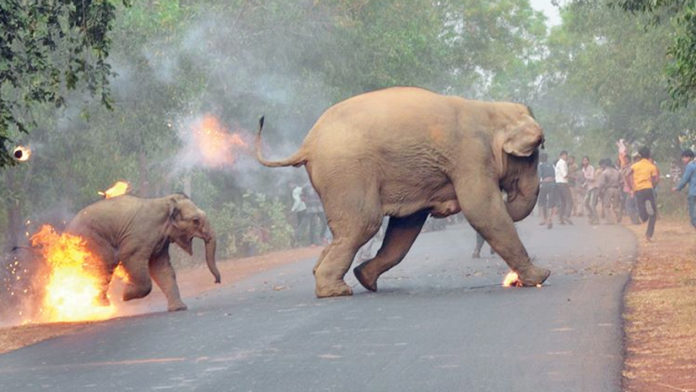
[0, 0, 128, 167]
[534, 1, 693, 160]
[612, 0, 696, 106]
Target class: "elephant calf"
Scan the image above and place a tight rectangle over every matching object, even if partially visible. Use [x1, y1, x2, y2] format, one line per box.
[66, 193, 220, 311]
[256, 86, 550, 298]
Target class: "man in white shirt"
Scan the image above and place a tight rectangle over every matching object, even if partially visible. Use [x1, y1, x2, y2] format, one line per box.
[554, 150, 573, 224]
[290, 183, 308, 246]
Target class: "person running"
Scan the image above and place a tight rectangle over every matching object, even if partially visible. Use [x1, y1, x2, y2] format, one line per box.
[628, 147, 659, 240]
[622, 152, 641, 224]
[537, 152, 557, 229]
[597, 158, 622, 224]
[581, 156, 599, 225]
[555, 151, 573, 224]
[567, 155, 580, 216]
[672, 149, 696, 229]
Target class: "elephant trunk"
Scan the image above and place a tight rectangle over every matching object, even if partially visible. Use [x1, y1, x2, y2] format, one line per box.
[501, 152, 540, 222]
[200, 219, 221, 284]
[205, 235, 221, 283]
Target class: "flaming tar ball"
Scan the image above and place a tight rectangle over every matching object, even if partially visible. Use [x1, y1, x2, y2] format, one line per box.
[12, 146, 31, 162]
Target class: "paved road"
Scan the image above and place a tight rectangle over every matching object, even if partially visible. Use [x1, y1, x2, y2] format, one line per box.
[0, 219, 635, 392]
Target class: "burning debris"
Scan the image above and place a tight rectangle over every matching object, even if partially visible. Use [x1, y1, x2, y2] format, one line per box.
[28, 225, 117, 323]
[502, 271, 543, 288]
[12, 145, 31, 162]
[98, 181, 130, 199]
[502, 271, 523, 287]
[1, 249, 36, 323]
[188, 114, 249, 167]
[112, 264, 130, 283]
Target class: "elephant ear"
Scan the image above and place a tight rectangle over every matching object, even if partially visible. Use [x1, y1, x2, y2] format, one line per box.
[502, 117, 544, 157]
[168, 198, 193, 255]
[168, 193, 192, 224]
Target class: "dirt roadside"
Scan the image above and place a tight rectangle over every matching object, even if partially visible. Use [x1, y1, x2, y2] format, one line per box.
[0, 246, 323, 355]
[623, 220, 696, 391]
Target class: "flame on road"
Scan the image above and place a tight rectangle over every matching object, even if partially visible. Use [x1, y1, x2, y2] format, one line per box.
[501, 271, 543, 288]
[98, 181, 130, 199]
[29, 225, 116, 323]
[191, 114, 248, 167]
[502, 271, 523, 287]
[12, 145, 31, 162]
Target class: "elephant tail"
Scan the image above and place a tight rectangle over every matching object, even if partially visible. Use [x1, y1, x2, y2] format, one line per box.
[255, 116, 307, 168]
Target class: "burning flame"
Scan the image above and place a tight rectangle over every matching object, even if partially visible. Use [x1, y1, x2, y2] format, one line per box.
[191, 114, 248, 167]
[12, 145, 31, 162]
[501, 271, 543, 288]
[29, 225, 116, 322]
[112, 264, 130, 283]
[98, 181, 130, 199]
[502, 271, 523, 287]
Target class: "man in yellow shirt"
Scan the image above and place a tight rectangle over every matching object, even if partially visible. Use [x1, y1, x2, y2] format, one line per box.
[628, 147, 659, 240]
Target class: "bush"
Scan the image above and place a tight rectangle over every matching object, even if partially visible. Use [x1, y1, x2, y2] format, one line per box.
[209, 192, 293, 259]
[656, 184, 690, 220]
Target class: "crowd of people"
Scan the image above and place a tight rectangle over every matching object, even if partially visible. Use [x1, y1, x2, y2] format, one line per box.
[537, 142, 696, 241]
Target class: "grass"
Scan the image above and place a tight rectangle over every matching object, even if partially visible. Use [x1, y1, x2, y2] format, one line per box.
[623, 218, 696, 391]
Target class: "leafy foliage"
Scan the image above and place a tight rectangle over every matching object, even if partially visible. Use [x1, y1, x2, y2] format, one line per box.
[534, 1, 694, 161]
[612, 0, 696, 106]
[208, 192, 293, 258]
[0, 0, 128, 167]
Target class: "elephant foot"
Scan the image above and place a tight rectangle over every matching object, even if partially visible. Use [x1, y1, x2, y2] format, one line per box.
[123, 283, 152, 301]
[167, 302, 188, 312]
[353, 264, 378, 292]
[315, 281, 353, 298]
[517, 265, 551, 286]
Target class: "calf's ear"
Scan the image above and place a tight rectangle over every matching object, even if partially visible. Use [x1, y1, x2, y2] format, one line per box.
[168, 199, 182, 222]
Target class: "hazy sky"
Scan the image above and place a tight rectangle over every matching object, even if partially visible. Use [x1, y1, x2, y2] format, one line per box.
[529, 0, 562, 26]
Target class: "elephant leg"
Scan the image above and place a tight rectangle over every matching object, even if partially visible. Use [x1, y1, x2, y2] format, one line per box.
[312, 246, 330, 276]
[83, 235, 116, 306]
[353, 210, 428, 292]
[121, 254, 153, 301]
[455, 179, 550, 286]
[313, 195, 382, 298]
[473, 231, 485, 258]
[149, 250, 187, 312]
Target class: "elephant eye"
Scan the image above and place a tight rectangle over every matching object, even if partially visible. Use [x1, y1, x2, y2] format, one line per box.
[193, 217, 201, 225]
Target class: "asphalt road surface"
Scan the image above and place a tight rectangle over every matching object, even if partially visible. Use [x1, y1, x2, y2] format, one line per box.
[0, 218, 636, 392]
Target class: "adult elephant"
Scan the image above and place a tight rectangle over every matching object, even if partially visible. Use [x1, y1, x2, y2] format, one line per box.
[256, 87, 549, 298]
[65, 193, 220, 311]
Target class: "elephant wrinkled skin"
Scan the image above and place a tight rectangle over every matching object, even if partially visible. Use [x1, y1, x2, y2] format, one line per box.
[65, 193, 220, 311]
[256, 87, 550, 298]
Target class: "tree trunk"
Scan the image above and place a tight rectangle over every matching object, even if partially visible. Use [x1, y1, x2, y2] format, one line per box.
[3, 170, 24, 251]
